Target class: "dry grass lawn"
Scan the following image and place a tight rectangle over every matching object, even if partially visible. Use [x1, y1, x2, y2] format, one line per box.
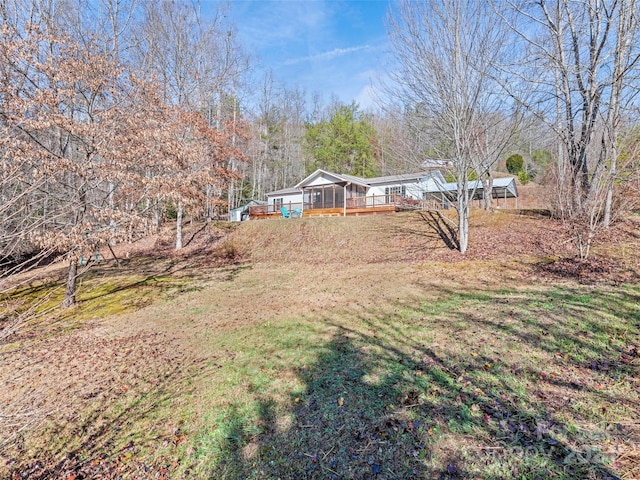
[1, 211, 639, 479]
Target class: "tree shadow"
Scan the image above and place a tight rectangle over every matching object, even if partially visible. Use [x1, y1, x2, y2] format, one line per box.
[210, 331, 445, 479]
[5, 360, 202, 479]
[386, 210, 459, 250]
[419, 211, 459, 251]
[205, 284, 636, 479]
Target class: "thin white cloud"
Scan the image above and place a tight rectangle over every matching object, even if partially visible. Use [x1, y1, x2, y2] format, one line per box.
[233, 1, 329, 48]
[283, 45, 373, 66]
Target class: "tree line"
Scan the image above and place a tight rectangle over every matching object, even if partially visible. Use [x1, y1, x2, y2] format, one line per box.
[0, 0, 248, 312]
[248, 0, 640, 257]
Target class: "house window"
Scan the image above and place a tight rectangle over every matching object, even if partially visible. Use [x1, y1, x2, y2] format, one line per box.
[385, 186, 406, 197]
[384, 186, 406, 205]
[273, 198, 283, 205]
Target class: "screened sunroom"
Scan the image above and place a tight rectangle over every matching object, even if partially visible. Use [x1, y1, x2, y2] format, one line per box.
[302, 182, 367, 209]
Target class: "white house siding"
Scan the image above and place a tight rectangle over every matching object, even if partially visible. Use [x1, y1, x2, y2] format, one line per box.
[230, 208, 242, 222]
[368, 182, 424, 200]
[306, 172, 345, 187]
[265, 169, 459, 212]
[268, 192, 303, 206]
[367, 172, 447, 202]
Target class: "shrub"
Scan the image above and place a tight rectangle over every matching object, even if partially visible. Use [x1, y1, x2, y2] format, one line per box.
[518, 170, 531, 185]
[506, 154, 524, 174]
[164, 202, 178, 220]
[220, 238, 242, 260]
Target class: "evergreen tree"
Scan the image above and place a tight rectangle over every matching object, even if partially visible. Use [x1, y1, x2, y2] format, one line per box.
[304, 103, 379, 177]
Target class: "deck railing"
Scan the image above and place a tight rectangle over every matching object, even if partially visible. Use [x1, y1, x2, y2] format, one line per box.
[248, 194, 521, 217]
[249, 195, 420, 217]
[248, 202, 304, 216]
[303, 194, 412, 210]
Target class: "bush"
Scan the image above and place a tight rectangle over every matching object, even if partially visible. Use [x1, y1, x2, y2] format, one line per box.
[518, 170, 532, 185]
[506, 154, 524, 174]
[220, 238, 242, 260]
[164, 202, 178, 220]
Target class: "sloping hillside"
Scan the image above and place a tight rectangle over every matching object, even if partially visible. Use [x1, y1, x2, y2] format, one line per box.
[1, 211, 639, 480]
[231, 210, 639, 277]
[230, 210, 565, 265]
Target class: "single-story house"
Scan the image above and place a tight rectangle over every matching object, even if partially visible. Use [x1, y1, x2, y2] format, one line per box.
[259, 169, 446, 217]
[254, 168, 518, 218]
[270, 169, 449, 209]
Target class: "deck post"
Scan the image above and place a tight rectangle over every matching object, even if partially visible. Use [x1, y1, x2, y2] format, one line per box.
[299, 188, 304, 215]
[343, 183, 349, 216]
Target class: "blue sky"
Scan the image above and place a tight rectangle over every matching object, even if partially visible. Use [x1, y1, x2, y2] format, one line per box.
[229, 0, 391, 110]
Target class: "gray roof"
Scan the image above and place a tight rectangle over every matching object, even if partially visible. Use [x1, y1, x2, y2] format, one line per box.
[295, 169, 370, 189]
[336, 172, 370, 186]
[366, 171, 439, 185]
[265, 186, 301, 196]
[230, 199, 267, 213]
[292, 168, 441, 190]
[422, 158, 454, 168]
[426, 177, 518, 199]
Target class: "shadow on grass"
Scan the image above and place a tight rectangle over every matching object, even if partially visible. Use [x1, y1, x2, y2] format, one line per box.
[204, 284, 638, 479]
[210, 331, 440, 479]
[419, 211, 459, 251]
[380, 211, 459, 258]
[6, 360, 201, 479]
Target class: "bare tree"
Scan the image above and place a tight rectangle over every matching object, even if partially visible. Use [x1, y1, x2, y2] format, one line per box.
[246, 72, 307, 200]
[499, 0, 640, 256]
[134, 0, 249, 241]
[386, 0, 517, 253]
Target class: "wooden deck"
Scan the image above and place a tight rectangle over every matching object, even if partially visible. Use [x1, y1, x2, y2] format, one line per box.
[249, 205, 398, 220]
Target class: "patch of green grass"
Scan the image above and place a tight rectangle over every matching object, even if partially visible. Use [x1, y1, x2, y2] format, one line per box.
[75, 275, 193, 318]
[2, 272, 195, 340]
[171, 283, 639, 479]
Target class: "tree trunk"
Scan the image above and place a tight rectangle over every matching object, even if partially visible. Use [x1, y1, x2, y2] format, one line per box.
[63, 257, 78, 309]
[206, 184, 212, 223]
[154, 195, 161, 235]
[603, 139, 617, 228]
[458, 195, 469, 254]
[175, 200, 183, 250]
[108, 181, 116, 246]
[482, 174, 493, 211]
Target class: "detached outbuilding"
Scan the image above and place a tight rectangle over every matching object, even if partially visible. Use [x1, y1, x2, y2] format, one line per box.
[424, 177, 519, 209]
[229, 200, 267, 222]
